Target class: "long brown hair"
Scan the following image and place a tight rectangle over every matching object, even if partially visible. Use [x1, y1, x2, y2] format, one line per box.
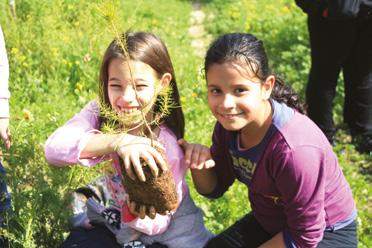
[204, 33, 305, 114]
[99, 31, 185, 138]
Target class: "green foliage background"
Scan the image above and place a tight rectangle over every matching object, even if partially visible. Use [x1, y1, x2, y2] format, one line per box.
[0, 0, 370, 247]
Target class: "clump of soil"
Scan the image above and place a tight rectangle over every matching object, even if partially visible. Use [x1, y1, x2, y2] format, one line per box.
[120, 158, 178, 215]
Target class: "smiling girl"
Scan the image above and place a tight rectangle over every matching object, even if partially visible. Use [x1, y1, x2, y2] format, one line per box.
[180, 33, 357, 248]
[45, 32, 212, 248]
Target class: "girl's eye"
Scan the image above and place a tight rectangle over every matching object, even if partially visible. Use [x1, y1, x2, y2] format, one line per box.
[109, 84, 121, 89]
[135, 84, 148, 90]
[234, 88, 247, 94]
[209, 88, 221, 94]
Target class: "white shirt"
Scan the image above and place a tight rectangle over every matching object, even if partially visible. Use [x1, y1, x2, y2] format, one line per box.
[0, 26, 10, 118]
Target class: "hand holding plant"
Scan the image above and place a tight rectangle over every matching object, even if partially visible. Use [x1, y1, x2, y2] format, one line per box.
[115, 140, 167, 182]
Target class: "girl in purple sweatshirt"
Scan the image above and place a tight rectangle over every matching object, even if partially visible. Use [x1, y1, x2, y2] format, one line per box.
[179, 33, 357, 248]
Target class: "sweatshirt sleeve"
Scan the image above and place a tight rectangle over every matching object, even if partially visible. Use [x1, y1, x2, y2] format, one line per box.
[203, 122, 235, 199]
[271, 144, 326, 248]
[0, 26, 10, 118]
[123, 126, 188, 235]
[44, 100, 106, 167]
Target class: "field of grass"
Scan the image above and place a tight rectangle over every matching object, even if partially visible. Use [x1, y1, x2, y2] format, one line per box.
[0, 0, 370, 247]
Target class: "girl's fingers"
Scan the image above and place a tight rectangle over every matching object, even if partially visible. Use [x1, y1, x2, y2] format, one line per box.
[139, 205, 146, 219]
[129, 200, 155, 219]
[135, 136, 165, 153]
[5, 130, 11, 150]
[204, 159, 216, 169]
[124, 155, 136, 181]
[190, 146, 201, 169]
[141, 151, 158, 177]
[177, 138, 187, 150]
[129, 201, 138, 216]
[182, 142, 193, 166]
[197, 148, 210, 166]
[147, 147, 167, 172]
[130, 153, 146, 182]
[153, 140, 165, 153]
[148, 206, 156, 219]
[196, 147, 215, 169]
[0, 128, 8, 144]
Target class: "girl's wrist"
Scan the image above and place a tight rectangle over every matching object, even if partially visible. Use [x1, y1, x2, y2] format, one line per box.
[111, 133, 142, 152]
[111, 133, 127, 152]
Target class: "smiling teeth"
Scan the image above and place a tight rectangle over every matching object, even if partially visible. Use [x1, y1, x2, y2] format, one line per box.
[121, 108, 139, 114]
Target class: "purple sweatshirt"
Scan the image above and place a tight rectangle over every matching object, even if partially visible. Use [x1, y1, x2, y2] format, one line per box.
[207, 100, 356, 248]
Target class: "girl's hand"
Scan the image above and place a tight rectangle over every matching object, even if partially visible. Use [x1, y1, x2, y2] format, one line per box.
[115, 136, 167, 182]
[127, 196, 169, 219]
[0, 118, 11, 150]
[178, 139, 215, 170]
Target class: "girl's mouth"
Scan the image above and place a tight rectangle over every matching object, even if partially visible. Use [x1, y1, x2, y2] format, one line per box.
[218, 112, 244, 120]
[118, 107, 140, 115]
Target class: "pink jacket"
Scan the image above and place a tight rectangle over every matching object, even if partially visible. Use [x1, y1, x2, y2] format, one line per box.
[44, 100, 189, 236]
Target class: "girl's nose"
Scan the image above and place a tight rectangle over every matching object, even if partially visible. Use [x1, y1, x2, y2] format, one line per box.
[117, 87, 136, 105]
[222, 94, 235, 109]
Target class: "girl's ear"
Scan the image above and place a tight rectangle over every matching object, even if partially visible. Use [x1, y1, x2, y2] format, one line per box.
[160, 73, 172, 88]
[262, 75, 275, 100]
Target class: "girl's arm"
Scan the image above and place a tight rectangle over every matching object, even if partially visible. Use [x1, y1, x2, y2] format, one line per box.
[82, 133, 167, 181]
[45, 100, 166, 180]
[196, 122, 236, 198]
[270, 144, 329, 248]
[44, 100, 103, 166]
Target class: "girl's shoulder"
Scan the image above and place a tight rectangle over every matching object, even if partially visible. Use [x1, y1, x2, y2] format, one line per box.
[83, 99, 100, 113]
[276, 112, 330, 149]
[158, 124, 184, 161]
[159, 124, 178, 145]
[77, 99, 101, 123]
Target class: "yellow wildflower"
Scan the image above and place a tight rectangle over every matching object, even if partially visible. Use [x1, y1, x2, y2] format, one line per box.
[23, 109, 33, 121]
[11, 47, 19, 54]
[83, 53, 91, 63]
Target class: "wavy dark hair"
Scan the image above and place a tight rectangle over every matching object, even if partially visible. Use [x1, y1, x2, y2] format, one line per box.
[99, 31, 185, 138]
[204, 33, 305, 114]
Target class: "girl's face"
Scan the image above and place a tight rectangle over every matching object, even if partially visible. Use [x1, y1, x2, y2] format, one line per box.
[207, 62, 273, 132]
[107, 58, 160, 119]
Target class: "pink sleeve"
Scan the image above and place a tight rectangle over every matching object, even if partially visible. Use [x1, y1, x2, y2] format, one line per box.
[44, 100, 107, 167]
[124, 126, 188, 235]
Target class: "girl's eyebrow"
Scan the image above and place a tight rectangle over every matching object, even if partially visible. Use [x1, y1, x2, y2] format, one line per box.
[135, 78, 151, 83]
[232, 83, 250, 87]
[108, 77, 121, 82]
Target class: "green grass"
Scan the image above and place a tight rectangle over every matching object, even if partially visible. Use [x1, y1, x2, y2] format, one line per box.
[0, 0, 370, 247]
